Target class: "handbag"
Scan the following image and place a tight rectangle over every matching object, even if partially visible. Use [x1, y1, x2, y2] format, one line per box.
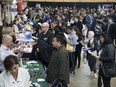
[66, 43, 73, 51]
[102, 62, 116, 78]
[102, 49, 116, 78]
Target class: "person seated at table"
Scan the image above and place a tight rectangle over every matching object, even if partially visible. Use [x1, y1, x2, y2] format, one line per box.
[0, 35, 24, 72]
[0, 55, 30, 87]
[2, 27, 16, 43]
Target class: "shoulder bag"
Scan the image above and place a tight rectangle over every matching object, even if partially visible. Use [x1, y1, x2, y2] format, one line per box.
[102, 50, 116, 78]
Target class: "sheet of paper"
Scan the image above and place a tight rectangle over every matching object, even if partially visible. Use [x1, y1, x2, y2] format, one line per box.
[27, 61, 38, 64]
[37, 79, 45, 82]
[88, 51, 96, 56]
[83, 47, 92, 51]
[64, 33, 68, 40]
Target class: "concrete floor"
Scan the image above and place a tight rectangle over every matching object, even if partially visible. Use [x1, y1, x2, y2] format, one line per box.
[69, 62, 116, 87]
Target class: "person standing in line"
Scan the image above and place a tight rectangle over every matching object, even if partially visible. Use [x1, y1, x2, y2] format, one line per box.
[107, 16, 116, 48]
[0, 55, 30, 87]
[87, 31, 100, 78]
[89, 33, 115, 87]
[73, 26, 83, 68]
[46, 34, 69, 87]
[66, 26, 77, 75]
[85, 12, 94, 31]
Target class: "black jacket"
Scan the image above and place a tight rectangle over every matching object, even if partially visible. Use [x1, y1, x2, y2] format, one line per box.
[31, 30, 54, 67]
[100, 44, 115, 68]
[46, 46, 69, 84]
[87, 38, 100, 66]
[108, 23, 116, 40]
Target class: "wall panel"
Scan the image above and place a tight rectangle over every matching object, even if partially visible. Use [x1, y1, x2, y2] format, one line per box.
[54, 0, 64, 2]
[64, 0, 79, 2]
[80, 0, 107, 2]
[107, 0, 116, 2]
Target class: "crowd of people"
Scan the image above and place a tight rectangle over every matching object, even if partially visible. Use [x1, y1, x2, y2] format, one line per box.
[0, 5, 116, 87]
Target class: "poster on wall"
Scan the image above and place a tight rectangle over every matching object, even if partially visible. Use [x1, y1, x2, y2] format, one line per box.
[36, 3, 41, 8]
[103, 4, 113, 12]
[98, 4, 113, 13]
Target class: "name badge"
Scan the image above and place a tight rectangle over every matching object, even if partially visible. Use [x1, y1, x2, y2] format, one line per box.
[44, 38, 48, 41]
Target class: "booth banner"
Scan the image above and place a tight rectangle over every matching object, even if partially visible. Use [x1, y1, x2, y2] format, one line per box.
[17, 0, 22, 12]
[11, 5, 17, 21]
[12, 5, 17, 12]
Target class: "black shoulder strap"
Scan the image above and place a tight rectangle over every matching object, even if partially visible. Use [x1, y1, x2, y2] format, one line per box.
[114, 49, 116, 62]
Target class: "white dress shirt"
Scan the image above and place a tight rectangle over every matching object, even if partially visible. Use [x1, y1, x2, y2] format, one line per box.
[0, 45, 22, 71]
[0, 67, 30, 87]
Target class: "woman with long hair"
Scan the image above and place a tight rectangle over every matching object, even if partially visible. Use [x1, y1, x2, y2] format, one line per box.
[89, 33, 115, 87]
[73, 26, 83, 68]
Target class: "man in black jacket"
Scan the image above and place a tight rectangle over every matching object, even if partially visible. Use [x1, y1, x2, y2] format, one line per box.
[46, 35, 69, 87]
[107, 16, 116, 48]
[37, 22, 54, 67]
